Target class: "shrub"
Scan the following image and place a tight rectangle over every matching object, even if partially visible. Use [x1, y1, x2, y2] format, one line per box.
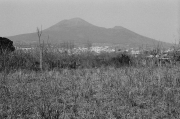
[0, 49, 134, 71]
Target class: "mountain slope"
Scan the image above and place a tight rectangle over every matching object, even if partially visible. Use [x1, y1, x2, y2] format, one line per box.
[8, 18, 172, 48]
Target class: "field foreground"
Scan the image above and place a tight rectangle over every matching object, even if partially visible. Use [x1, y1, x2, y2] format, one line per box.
[0, 66, 180, 119]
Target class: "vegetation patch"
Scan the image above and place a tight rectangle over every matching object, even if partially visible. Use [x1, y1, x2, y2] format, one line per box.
[0, 66, 180, 118]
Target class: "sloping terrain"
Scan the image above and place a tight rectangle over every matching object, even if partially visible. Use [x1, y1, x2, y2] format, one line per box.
[8, 18, 172, 48]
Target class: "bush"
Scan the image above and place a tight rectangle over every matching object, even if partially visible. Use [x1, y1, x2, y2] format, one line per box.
[110, 53, 132, 67]
[0, 49, 134, 71]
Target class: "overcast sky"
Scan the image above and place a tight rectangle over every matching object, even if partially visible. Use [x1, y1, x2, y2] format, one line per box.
[0, 0, 179, 43]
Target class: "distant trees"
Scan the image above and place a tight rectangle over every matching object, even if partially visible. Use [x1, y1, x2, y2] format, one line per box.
[60, 41, 75, 54]
[85, 40, 92, 50]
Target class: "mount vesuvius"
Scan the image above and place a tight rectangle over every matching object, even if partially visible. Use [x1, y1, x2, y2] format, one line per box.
[8, 18, 171, 48]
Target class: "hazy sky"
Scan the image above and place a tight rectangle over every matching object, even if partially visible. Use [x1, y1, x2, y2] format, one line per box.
[0, 0, 179, 43]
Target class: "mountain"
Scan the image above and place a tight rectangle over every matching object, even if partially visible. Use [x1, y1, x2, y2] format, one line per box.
[8, 17, 172, 48]
[48, 18, 95, 29]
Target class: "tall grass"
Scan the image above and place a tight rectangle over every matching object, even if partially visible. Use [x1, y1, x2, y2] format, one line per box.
[0, 66, 180, 118]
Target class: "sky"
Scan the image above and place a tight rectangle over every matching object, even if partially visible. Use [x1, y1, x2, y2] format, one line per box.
[0, 0, 179, 43]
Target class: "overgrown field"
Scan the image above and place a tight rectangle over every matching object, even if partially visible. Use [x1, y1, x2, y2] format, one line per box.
[0, 49, 134, 71]
[1, 66, 180, 118]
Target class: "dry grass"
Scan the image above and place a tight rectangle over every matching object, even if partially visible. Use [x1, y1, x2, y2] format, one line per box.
[0, 66, 180, 119]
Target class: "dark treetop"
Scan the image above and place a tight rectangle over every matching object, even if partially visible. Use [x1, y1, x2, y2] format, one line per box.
[0, 37, 15, 53]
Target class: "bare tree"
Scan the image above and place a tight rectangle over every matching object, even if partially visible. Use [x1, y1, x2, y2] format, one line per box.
[69, 40, 75, 54]
[37, 26, 43, 71]
[178, 29, 180, 46]
[86, 39, 92, 51]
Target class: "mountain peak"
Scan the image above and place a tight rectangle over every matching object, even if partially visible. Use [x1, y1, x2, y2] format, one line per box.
[68, 17, 86, 22]
[113, 26, 126, 29]
[48, 18, 94, 29]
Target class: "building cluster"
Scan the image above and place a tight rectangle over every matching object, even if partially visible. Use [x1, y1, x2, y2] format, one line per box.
[15, 44, 178, 58]
[16, 46, 116, 54]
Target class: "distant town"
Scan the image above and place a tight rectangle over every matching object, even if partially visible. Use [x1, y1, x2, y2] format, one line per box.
[15, 42, 177, 57]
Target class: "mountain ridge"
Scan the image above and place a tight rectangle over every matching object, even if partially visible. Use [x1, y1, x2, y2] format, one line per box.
[8, 18, 172, 48]
[46, 18, 95, 30]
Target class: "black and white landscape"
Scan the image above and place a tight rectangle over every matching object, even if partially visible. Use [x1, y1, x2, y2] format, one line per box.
[0, 0, 180, 118]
